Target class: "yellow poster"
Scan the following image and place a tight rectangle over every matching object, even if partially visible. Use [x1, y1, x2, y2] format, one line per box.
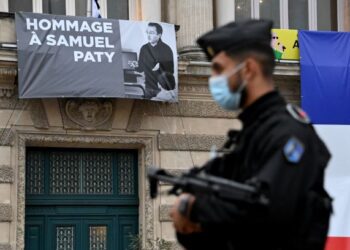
[271, 29, 299, 61]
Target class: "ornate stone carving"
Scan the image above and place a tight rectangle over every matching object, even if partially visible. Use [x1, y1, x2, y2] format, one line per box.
[0, 95, 26, 110]
[66, 99, 113, 128]
[0, 64, 27, 110]
[17, 132, 155, 250]
[59, 99, 114, 130]
[29, 100, 49, 129]
[0, 65, 17, 86]
[0, 204, 12, 222]
[0, 165, 14, 183]
[158, 134, 226, 151]
[0, 87, 15, 98]
[0, 129, 15, 146]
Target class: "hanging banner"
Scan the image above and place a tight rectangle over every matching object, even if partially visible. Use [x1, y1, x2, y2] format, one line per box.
[15, 12, 178, 101]
[271, 29, 299, 60]
[300, 30, 350, 250]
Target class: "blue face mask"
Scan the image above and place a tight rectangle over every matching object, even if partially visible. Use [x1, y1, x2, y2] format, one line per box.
[209, 62, 246, 111]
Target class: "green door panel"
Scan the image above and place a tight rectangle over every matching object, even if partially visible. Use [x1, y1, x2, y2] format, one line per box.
[26, 215, 137, 250]
[84, 219, 114, 250]
[48, 219, 81, 250]
[25, 148, 139, 250]
[25, 218, 44, 250]
[119, 216, 138, 250]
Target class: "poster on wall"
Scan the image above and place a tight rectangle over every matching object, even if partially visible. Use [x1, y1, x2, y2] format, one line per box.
[271, 29, 299, 61]
[15, 12, 178, 102]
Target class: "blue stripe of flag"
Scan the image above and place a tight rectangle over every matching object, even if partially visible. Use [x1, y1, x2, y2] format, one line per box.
[300, 30, 350, 125]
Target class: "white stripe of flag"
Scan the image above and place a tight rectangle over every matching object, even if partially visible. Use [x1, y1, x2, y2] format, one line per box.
[92, 0, 101, 18]
[299, 30, 350, 250]
[316, 125, 350, 250]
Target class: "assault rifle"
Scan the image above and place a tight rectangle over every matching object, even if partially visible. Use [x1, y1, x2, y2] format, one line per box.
[148, 167, 269, 206]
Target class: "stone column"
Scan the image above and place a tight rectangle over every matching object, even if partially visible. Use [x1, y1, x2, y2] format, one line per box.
[344, 0, 350, 31]
[176, 0, 214, 60]
[141, 0, 161, 21]
[165, 0, 177, 24]
[0, 0, 8, 12]
[216, 0, 235, 26]
[0, 17, 15, 46]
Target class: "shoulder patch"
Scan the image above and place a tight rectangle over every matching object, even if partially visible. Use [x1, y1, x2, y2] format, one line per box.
[283, 137, 305, 164]
[286, 104, 311, 124]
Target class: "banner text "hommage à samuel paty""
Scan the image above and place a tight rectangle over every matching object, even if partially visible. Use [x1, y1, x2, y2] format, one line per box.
[15, 12, 177, 100]
[25, 17, 116, 63]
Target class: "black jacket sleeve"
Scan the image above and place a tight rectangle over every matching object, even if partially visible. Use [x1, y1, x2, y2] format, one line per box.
[159, 45, 174, 74]
[189, 130, 314, 232]
[135, 46, 145, 73]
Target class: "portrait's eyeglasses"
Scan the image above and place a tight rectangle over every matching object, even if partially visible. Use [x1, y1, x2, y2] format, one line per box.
[146, 32, 158, 35]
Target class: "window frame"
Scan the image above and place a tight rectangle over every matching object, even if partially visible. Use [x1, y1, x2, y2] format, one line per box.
[25, 147, 139, 206]
[234, 0, 344, 31]
[2, 0, 136, 19]
[72, 0, 139, 20]
[32, 0, 71, 14]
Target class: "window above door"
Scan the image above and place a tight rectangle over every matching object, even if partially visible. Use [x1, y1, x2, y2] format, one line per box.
[6, 0, 133, 19]
[26, 148, 138, 205]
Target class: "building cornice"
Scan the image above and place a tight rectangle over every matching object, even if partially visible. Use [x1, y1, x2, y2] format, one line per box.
[179, 59, 300, 78]
[274, 62, 300, 79]
[0, 49, 17, 62]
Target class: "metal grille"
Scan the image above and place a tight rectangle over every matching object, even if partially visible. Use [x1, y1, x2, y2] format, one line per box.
[118, 153, 135, 195]
[83, 152, 113, 194]
[26, 150, 45, 194]
[56, 226, 74, 250]
[89, 226, 107, 250]
[26, 149, 136, 197]
[50, 151, 80, 194]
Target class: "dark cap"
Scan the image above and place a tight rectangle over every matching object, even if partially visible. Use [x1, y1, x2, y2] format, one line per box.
[197, 19, 273, 60]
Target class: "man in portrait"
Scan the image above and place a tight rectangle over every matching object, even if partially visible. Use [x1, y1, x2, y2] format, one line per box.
[131, 22, 175, 99]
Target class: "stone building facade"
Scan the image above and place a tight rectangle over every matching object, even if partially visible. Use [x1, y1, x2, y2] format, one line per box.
[0, 0, 349, 249]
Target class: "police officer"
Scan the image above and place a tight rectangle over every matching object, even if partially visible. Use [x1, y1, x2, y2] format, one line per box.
[169, 20, 332, 250]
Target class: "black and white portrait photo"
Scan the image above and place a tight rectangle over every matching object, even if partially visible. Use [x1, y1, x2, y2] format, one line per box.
[119, 20, 178, 102]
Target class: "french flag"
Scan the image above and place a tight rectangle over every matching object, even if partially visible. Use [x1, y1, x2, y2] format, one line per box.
[300, 30, 350, 250]
[92, 0, 102, 18]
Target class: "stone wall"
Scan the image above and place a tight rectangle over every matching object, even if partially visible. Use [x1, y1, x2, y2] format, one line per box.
[344, 0, 350, 31]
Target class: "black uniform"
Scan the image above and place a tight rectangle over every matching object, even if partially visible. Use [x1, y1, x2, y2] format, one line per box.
[177, 91, 332, 250]
[136, 39, 174, 99]
[174, 20, 332, 250]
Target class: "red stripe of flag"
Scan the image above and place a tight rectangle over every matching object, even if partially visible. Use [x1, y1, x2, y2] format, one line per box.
[325, 237, 350, 250]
